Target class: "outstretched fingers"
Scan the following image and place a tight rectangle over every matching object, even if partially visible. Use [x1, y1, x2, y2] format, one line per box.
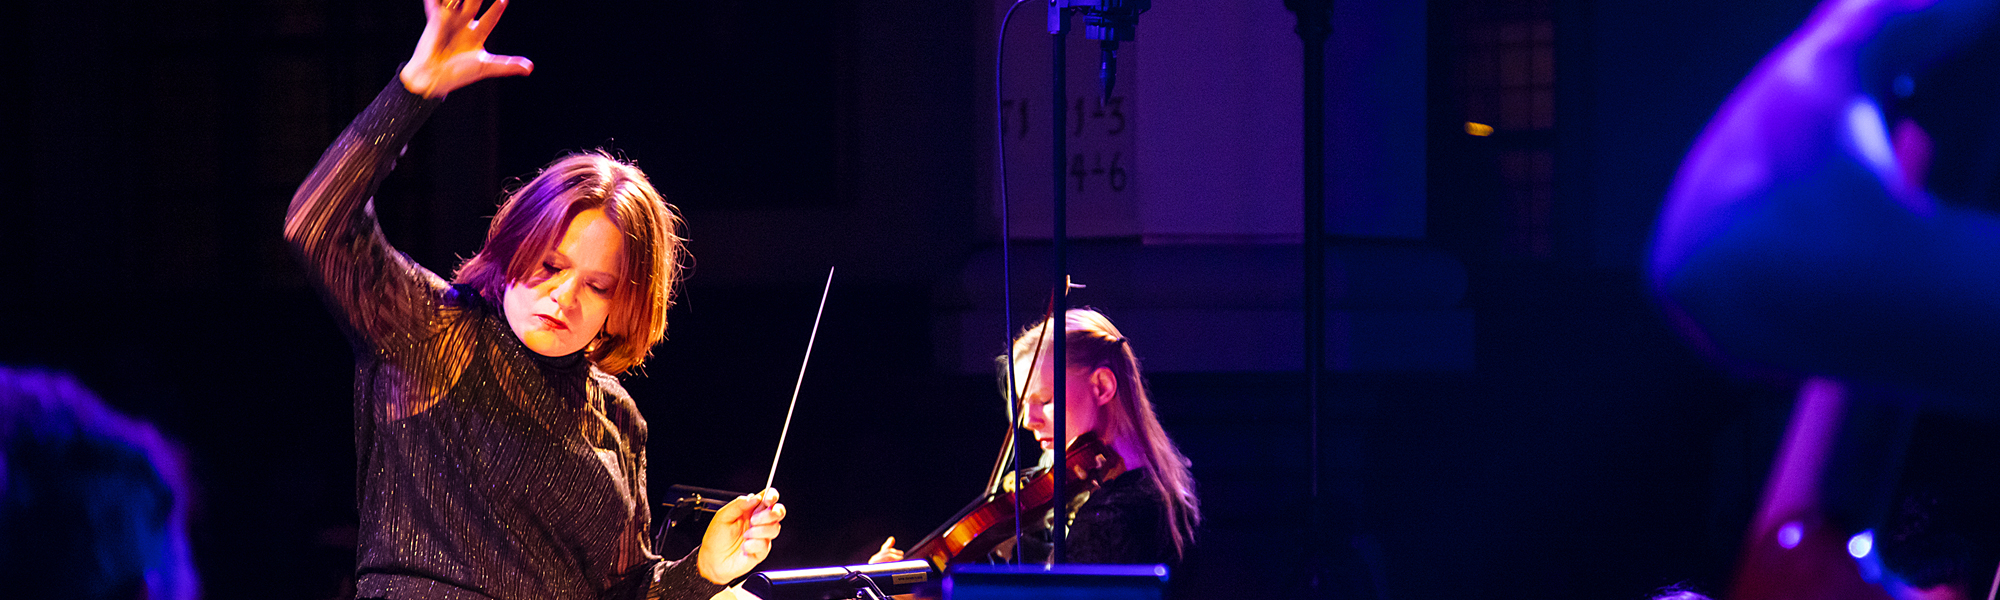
[430, 0, 474, 29]
[473, 0, 510, 38]
[475, 53, 534, 80]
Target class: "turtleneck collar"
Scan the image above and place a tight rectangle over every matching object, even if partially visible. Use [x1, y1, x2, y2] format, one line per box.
[529, 346, 589, 375]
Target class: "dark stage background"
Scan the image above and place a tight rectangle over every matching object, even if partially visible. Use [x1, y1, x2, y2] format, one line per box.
[9, 0, 2000, 599]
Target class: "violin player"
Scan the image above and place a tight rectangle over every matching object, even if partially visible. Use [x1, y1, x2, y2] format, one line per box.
[870, 308, 1201, 567]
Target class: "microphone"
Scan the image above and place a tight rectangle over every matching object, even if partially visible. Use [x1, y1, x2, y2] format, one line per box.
[1050, 0, 1153, 100]
[1082, 0, 1151, 100]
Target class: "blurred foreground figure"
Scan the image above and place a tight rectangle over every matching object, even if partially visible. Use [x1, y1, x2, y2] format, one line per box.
[1653, 0, 2000, 401]
[1651, 584, 1716, 600]
[1879, 489, 2000, 600]
[1652, 0, 2000, 598]
[0, 367, 196, 600]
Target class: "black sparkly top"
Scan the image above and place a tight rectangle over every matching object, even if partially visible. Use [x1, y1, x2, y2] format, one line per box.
[1067, 468, 1179, 566]
[285, 78, 722, 600]
[1017, 468, 1181, 567]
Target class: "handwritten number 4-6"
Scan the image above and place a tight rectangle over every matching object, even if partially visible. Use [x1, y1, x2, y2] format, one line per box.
[1070, 152, 1127, 193]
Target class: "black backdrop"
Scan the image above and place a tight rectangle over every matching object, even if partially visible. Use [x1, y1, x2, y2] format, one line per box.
[14, 1, 2000, 599]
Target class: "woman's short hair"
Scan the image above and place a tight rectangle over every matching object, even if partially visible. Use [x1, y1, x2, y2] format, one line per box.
[455, 151, 686, 374]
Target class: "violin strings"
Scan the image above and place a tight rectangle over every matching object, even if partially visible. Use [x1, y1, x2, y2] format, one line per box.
[767, 266, 836, 491]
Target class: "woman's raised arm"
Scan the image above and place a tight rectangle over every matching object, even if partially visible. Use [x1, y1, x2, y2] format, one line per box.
[283, 0, 531, 349]
[399, 0, 532, 99]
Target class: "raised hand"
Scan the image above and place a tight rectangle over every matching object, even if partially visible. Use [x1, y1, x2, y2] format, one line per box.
[399, 0, 533, 98]
[698, 488, 786, 585]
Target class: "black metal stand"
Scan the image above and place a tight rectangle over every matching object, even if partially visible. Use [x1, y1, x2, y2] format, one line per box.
[1048, 4, 1072, 566]
[1285, 0, 1333, 597]
[743, 560, 932, 600]
[1040, 0, 1150, 567]
[851, 577, 887, 600]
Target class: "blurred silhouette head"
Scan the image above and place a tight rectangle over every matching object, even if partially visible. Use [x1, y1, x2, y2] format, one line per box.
[1881, 487, 2000, 600]
[0, 367, 195, 600]
[1650, 583, 1715, 600]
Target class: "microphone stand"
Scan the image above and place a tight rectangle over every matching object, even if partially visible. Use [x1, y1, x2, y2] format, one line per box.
[1047, 0, 1072, 566]
[1040, 0, 1150, 566]
[1285, 0, 1332, 597]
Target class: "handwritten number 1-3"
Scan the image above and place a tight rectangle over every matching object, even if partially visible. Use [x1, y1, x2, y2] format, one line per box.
[1073, 96, 1125, 137]
[999, 96, 1126, 139]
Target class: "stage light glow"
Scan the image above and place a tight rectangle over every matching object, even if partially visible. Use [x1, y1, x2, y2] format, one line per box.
[1845, 99, 1897, 186]
[1778, 521, 1804, 549]
[1848, 530, 1873, 558]
[1465, 122, 1494, 137]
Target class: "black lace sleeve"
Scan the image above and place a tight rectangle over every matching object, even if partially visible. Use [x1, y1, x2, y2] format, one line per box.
[599, 549, 723, 600]
[284, 76, 449, 354]
[647, 553, 727, 600]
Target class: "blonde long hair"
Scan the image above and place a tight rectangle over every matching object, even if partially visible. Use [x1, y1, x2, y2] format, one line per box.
[1013, 308, 1201, 558]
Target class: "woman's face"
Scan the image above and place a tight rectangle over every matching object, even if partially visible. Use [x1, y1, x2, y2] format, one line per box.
[503, 208, 625, 358]
[1015, 347, 1116, 451]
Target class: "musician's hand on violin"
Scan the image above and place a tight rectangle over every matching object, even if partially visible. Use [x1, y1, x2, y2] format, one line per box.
[698, 488, 785, 584]
[867, 537, 904, 564]
[399, 0, 533, 99]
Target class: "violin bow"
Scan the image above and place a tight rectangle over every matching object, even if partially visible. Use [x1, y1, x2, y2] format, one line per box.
[984, 289, 1059, 494]
[980, 279, 1083, 565]
[766, 266, 836, 490]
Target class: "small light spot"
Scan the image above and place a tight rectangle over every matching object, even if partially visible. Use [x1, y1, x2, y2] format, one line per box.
[1778, 522, 1804, 549]
[1894, 75, 1915, 99]
[1466, 122, 1494, 137]
[1849, 530, 1874, 559]
[1845, 99, 1897, 184]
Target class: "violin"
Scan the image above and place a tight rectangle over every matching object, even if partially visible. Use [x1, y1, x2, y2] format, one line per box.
[901, 431, 1126, 570]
